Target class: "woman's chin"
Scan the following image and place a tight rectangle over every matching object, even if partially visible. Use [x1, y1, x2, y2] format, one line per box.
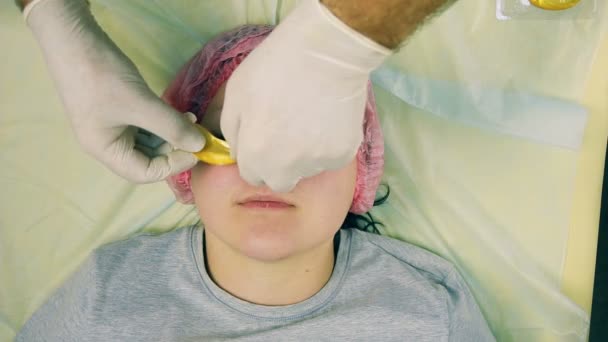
[236, 226, 299, 262]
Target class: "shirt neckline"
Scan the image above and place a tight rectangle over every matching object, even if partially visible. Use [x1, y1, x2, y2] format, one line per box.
[189, 226, 352, 320]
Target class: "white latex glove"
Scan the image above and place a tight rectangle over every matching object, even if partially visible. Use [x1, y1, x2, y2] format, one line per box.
[23, 0, 205, 183]
[221, 0, 391, 192]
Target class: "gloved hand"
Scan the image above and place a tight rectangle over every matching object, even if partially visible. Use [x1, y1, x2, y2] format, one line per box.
[221, 0, 391, 192]
[23, 0, 205, 183]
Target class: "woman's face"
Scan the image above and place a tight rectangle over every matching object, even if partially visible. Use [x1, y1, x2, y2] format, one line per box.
[190, 85, 357, 263]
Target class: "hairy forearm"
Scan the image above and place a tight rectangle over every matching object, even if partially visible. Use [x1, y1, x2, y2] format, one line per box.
[320, 0, 456, 49]
[15, 0, 33, 11]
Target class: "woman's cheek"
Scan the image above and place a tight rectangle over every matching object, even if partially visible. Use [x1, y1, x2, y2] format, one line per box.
[299, 160, 357, 194]
[192, 164, 242, 200]
[204, 165, 242, 186]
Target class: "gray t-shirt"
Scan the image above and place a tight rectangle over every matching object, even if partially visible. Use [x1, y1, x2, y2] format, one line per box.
[16, 226, 495, 341]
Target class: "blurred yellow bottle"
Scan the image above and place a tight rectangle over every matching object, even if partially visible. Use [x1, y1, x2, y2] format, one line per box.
[530, 0, 581, 10]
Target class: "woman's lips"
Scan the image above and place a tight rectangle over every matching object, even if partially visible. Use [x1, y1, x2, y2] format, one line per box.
[237, 195, 294, 209]
[239, 201, 293, 209]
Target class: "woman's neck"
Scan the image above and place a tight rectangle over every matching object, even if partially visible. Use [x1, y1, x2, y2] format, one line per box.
[203, 229, 338, 306]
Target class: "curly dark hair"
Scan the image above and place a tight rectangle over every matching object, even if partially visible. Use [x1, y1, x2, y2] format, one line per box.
[340, 184, 390, 235]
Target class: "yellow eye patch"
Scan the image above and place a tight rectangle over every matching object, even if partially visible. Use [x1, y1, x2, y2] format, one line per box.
[192, 124, 236, 165]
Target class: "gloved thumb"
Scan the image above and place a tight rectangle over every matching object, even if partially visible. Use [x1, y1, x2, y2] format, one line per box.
[134, 150, 198, 183]
[129, 100, 206, 153]
[163, 150, 199, 176]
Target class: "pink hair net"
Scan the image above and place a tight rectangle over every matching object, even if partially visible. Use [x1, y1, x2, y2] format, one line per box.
[162, 25, 384, 214]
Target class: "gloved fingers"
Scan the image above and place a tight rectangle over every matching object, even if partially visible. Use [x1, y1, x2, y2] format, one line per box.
[236, 147, 299, 192]
[112, 146, 197, 183]
[235, 145, 265, 188]
[134, 128, 165, 152]
[134, 140, 174, 159]
[263, 161, 324, 192]
[133, 111, 197, 160]
[156, 141, 175, 156]
[236, 161, 265, 188]
[134, 144, 156, 159]
[100, 130, 152, 183]
[127, 100, 205, 154]
[132, 111, 199, 157]
[323, 141, 362, 171]
[185, 112, 198, 124]
[219, 83, 241, 160]
[100, 126, 193, 183]
[155, 150, 199, 177]
[264, 174, 301, 193]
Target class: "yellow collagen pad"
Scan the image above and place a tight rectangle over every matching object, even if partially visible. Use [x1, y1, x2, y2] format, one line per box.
[192, 124, 235, 165]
